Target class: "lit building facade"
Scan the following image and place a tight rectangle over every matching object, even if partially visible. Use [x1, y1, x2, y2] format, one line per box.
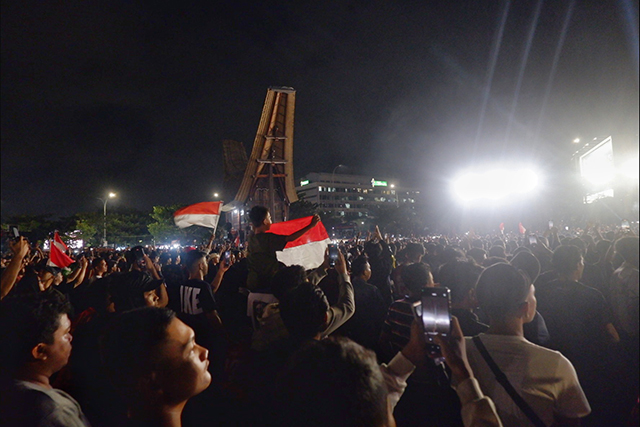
[295, 172, 421, 218]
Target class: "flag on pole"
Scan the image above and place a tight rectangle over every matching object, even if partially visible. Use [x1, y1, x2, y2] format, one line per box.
[499, 223, 505, 234]
[48, 231, 74, 269]
[268, 216, 330, 271]
[518, 222, 527, 235]
[174, 202, 222, 230]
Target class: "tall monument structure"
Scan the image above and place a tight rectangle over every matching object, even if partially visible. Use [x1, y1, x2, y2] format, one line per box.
[223, 87, 298, 224]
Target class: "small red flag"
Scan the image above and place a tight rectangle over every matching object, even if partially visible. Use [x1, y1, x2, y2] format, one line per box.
[48, 232, 74, 269]
[518, 223, 527, 235]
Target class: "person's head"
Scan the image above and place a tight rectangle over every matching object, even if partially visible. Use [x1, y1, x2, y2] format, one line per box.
[92, 257, 108, 275]
[441, 247, 466, 265]
[510, 251, 541, 283]
[109, 271, 163, 312]
[0, 292, 73, 379]
[275, 337, 391, 427]
[279, 282, 330, 341]
[466, 247, 487, 265]
[615, 236, 639, 268]
[271, 265, 308, 300]
[435, 260, 483, 308]
[249, 205, 271, 230]
[183, 250, 208, 278]
[488, 245, 506, 259]
[364, 241, 382, 259]
[401, 262, 433, 297]
[568, 237, 586, 255]
[475, 263, 536, 324]
[351, 255, 371, 281]
[552, 245, 584, 279]
[101, 307, 211, 411]
[404, 243, 425, 263]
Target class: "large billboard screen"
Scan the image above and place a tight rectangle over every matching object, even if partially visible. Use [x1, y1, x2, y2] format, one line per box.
[580, 136, 615, 203]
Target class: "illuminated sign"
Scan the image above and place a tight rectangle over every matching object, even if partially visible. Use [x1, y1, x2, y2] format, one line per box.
[300, 179, 310, 186]
[371, 179, 388, 187]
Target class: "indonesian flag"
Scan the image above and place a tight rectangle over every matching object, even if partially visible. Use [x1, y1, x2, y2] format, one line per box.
[499, 222, 505, 233]
[519, 222, 527, 235]
[174, 202, 222, 230]
[268, 216, 330, 271]
[48, 232, 74, 269]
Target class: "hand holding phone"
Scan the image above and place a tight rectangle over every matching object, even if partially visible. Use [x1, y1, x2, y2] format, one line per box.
[328, 244, 339, 267]
[412, 287, 452, 361]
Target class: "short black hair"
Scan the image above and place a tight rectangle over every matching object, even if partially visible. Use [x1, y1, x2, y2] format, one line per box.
[401, 262, 432, 294]
[0, 292, 72, 374]
[436, 260, 484, 304]
[476, 263, 531, 320]
[615, 237, 639, 266]
[279, 282, 329, 340]
[552, 245, 583, 276]
[249, 205, 269, 227]
[183, 250, 207, 271]
[274, 337, 388, 427]
[271, 265, 307, 300]
[100, 307, 176, 403]
[350, 255, 369, 277]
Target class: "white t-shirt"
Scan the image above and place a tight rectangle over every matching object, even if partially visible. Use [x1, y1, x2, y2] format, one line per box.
[465, 333, 590, 427]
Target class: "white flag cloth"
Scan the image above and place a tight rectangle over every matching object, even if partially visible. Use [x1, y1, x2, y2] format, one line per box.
[174, 202, 222, 230]
[268, 216, 331, 271]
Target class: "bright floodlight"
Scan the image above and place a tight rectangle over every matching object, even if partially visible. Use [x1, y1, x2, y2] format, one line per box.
[453, 168, 540, 202]
[108, 192, 116, 198]
[573, 138, 581, 143]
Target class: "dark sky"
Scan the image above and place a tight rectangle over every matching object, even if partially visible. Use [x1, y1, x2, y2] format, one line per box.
[2, 0, 638, 218]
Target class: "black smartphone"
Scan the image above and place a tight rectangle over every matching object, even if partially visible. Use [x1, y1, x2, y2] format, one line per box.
[328, 244, 339, 267]
[548, 220, 554, 229]
[621, 219, 630, 229]
[224, 250, 231, 265]
[528, 236, 537, 245]
[413, 287, 451, 357]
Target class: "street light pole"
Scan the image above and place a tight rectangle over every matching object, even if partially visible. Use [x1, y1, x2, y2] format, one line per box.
[99, 192, 116, 247]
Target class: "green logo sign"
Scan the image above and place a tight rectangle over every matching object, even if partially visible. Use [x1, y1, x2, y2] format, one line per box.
[371, 180, 388, 187]
[300, 179, 310, 186]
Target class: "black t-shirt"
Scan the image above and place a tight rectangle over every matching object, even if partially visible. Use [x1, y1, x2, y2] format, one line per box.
[177, 279, 217, 315]
[335, 277, 387, 350]
[539, 279, 614, 373]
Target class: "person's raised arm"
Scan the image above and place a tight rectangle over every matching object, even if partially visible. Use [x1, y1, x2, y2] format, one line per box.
[1, 237, 30, 300]
[285, 214, 321, 243]
[143, 254, 162, 280]
[210, 254, 232, 293]
[68, 257, 89, 288]
[321, 249, 355, 337]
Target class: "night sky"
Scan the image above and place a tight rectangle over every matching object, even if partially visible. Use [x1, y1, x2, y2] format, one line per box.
[2, 0, 638, 218]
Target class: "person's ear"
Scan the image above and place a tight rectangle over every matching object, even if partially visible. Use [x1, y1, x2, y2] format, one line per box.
[31, 343, 48, 361]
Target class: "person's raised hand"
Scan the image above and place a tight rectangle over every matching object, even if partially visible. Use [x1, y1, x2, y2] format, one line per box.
[432, 316, 472, 382]
[310, 213, 321, 227]
[334, 248, 348, 276]
[10, 237, 30, 260]
[401, 320, 427, 366]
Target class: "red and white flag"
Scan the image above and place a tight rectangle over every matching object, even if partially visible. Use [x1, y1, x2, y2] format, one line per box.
[518, 222, 527, 235]
[48, 231, 74, 269]
[174, 202, 222, 230]
[268, 216, 330, 271]
[499, 222, 505, 233]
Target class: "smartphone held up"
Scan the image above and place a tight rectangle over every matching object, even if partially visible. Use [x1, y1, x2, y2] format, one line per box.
[328, 244, 339, 267]
[412, 287, 452, 362]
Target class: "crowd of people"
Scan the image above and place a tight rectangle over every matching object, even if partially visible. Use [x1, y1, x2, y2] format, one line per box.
[0, 206, 638, 427]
